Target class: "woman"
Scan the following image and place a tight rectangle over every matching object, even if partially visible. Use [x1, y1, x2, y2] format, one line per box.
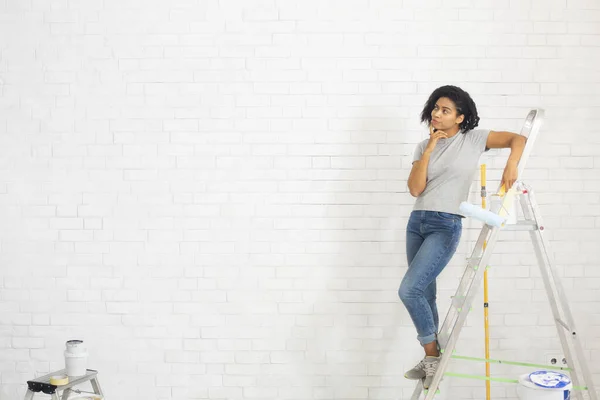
[399, 85, 526, 389]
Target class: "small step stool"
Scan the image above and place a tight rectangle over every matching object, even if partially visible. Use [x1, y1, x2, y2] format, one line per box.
[24, 369, 104, 400]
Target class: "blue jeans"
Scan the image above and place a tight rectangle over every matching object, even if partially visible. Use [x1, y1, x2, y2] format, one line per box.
[399, 210, 462, 346]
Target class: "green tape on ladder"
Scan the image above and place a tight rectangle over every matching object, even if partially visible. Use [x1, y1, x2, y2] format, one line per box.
[450, 354, 573, 371]
[443, 372, 587, 391]
[445, 372, 518, 384]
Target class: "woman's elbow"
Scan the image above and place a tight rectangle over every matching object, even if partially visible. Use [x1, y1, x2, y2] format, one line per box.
[408, 185, 423, 197]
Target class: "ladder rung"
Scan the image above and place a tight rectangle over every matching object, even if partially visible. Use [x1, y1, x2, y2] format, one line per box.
[450, 296, 472, 312]
[502, 220, 538, 230]
[555, 318, 572, 332]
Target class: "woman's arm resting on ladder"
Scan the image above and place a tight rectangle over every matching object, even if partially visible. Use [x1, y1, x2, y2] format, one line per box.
[486, 130, 527, 191]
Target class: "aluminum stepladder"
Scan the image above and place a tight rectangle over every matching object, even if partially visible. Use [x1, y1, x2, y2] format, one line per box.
[24, 369, 104, 400]
[411, 109, 598, 400]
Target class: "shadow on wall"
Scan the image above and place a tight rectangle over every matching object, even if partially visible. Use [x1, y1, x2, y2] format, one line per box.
[292, 105, 427, 398]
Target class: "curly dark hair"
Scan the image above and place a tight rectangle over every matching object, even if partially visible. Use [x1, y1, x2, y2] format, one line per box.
[420, 85, 480, 133]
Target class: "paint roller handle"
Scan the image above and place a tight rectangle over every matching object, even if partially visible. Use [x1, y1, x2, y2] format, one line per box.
[497, 184, 506, 196]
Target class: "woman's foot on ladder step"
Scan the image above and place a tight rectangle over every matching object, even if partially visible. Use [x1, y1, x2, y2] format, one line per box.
[423, 356, 440, 389]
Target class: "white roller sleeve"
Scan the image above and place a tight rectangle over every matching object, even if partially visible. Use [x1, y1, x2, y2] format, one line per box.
[459, 201, 506, 227]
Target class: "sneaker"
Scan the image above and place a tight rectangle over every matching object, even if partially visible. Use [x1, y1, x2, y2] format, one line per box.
[404, 358, 426, 380]
[423, 355, 440, 389]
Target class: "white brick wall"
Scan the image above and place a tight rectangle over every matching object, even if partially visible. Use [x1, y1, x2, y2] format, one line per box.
[1, 0, 599, 399]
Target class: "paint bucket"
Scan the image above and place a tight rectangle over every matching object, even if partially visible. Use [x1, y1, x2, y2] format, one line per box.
[64, 340, 88, 377]
[490, 193, 517, 225]
[517, 371, 572, 400]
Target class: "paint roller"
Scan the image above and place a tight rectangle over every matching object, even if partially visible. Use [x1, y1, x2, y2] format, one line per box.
[459, 201, 506, 227]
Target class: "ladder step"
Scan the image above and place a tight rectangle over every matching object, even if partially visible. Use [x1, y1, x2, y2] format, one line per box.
[450, 295, 472, 312]
[502, 220, 538, 230]
[555, 318, 572, 332]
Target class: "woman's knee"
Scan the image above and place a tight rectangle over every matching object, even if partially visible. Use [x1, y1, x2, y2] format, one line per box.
[398, 279, 421, 302]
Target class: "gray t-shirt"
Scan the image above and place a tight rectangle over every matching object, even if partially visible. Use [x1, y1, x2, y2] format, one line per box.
[412, 128, 491, 216]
